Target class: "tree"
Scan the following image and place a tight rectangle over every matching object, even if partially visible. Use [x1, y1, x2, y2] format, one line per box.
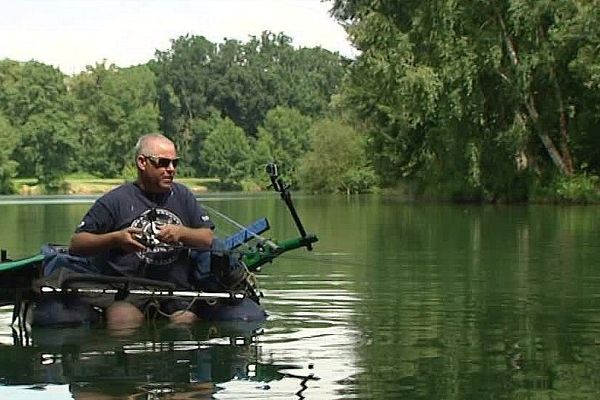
[20, 110, 76, 192]
[0, 60, 67, 126]
[0, 114, 17, 193]
[298, 118, 377, 193]
[185, 109, 223, 176]
[330, 0, 600, 200]
[69, 63, 159, 177]
[153, 35, 217, 160]
[0, 60, 76, 181]
[255, 106, 312, 183]
[152, 32, 347, 138]
[215, 32, 347, 134]
[201, 117, 252, 188]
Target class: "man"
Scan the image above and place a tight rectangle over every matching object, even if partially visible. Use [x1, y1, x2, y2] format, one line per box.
[70, 133, 214, 326]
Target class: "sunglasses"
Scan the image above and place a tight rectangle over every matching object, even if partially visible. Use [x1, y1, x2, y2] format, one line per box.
[143, 155, 179, 168]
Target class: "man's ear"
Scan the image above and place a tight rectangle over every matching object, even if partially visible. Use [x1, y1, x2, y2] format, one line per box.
[136, 155, 146, 170]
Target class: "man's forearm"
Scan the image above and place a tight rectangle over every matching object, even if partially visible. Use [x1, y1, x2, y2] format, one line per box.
[177, 226, 214, 249]
[69, 231, 119, 256]
[71, 226, 212, 255]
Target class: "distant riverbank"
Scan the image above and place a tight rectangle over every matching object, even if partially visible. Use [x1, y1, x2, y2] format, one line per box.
[14, 177, 220, 195]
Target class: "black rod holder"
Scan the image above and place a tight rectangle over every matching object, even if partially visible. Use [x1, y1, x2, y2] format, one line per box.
[266, 163, 313, 251]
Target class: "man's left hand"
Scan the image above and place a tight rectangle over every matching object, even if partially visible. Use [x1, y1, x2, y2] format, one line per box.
[155, 224, 183, 244]
[155, 223, 213, 249]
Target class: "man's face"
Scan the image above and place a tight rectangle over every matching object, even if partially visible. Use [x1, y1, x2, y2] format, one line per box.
[137, 140, 178, 193]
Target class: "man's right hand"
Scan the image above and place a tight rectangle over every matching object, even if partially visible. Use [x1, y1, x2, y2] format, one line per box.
[117, 227, 146, 252]
[70, 227, 147, 256]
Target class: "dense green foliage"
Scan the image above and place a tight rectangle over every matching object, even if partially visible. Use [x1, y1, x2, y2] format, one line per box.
[0, 32, 351, 193]
[20, 110, 76, 191]
[69, 63, 159, 178]
[201, 115, 252, 189]
[151, 32, 348, 180]
[0, 114, 17, 193]
[298, 118, 377, 194]
[3, 3, 600, 201]
[331, 0, 600, 201]
[255, 106, 313, 182]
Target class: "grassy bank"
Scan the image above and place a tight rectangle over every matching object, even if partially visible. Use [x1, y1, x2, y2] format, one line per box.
[14, 176, 220, 195]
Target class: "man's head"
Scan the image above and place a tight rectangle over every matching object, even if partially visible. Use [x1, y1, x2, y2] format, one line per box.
[134, 133, 178, 193]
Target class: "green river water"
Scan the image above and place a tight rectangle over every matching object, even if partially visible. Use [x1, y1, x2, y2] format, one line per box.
[0, 193, 599, 399]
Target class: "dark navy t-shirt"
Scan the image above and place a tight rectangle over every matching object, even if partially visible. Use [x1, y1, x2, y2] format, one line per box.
[75, 182, 214, 286]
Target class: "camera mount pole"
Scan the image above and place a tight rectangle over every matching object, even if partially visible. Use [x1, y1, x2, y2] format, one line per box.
[266, 163, 313, 251]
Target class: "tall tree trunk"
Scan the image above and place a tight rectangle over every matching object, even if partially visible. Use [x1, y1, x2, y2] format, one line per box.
[550, 67, 574, 174]
[523, 96, 570, 175]
[496, 11, 571, 176]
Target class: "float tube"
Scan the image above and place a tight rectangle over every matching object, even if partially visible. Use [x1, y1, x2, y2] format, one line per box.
[1, 163, 318, 327]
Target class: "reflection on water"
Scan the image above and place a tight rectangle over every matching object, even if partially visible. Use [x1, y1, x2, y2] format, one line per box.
[2, 196, 600, 398]
[0, 311, 321, 399]
[0, 280, 360, 399]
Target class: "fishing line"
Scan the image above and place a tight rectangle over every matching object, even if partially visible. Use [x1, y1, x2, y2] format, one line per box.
[256, 252, 371, 268]
[202, 204, 266, 242]
[202, 204, 278, 250]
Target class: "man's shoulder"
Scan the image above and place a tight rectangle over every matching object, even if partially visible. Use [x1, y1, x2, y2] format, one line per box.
[98, 182, 137, 201]
[171, 182, 195, 196]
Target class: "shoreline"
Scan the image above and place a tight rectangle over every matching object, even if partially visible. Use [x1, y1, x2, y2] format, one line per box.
[14, 177, 215, 196]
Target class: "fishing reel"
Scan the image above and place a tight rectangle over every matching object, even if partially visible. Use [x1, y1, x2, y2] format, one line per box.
[133, 221, 164, 248]
[130, 208, 185, 266]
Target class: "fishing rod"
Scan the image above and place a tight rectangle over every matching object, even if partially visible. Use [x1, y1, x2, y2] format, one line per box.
[37, 273, 246, 302]
[141, 238, 316, 272]
[39, 285, 245, 301]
